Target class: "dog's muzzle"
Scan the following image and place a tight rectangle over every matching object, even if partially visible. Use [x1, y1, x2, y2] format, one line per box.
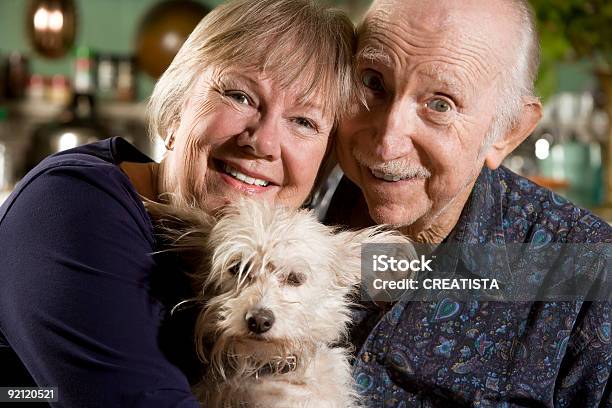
[254, 355, 298, 380]
[246, 308, 275, 334]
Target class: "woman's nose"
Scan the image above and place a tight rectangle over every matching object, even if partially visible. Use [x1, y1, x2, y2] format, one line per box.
[236, 116, 281, 161]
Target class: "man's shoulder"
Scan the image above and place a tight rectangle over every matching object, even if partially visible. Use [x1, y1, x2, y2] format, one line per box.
[497, 166, 611, 243]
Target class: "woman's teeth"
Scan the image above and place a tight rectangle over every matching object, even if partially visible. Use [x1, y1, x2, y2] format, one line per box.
[223, 163, 269, 187]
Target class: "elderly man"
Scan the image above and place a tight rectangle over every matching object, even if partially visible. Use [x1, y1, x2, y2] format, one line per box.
[325, 0, 611, 406]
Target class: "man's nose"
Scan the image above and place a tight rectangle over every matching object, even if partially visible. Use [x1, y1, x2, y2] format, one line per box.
[245, 308, 275, 334]
[237, 115, 281, 161]
[373, 98, 416, 161]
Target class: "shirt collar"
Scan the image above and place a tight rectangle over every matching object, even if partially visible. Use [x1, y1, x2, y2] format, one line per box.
[447, 166, 507, 245]
[436, 166, 512, 281]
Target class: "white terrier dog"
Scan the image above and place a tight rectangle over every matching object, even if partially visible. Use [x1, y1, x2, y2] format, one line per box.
[147, 199, 412, 408]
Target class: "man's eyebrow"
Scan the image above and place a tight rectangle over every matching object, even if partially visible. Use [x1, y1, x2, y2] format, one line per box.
[356, 45, 394, 68]
[419, 66, 470, 93]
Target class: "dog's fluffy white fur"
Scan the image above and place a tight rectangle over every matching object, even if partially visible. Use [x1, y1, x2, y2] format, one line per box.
[147, 199, 412, 408]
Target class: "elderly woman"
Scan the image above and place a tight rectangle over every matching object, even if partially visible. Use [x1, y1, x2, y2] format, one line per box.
[0, 0, 355, 406]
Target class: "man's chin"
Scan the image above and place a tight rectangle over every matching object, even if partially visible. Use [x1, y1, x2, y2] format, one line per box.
[366, 200, 424, 229]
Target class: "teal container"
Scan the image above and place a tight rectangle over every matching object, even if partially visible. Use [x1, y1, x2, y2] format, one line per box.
[539, 140, 603, 207]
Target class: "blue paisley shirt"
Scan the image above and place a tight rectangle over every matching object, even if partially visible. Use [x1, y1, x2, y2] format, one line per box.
[325, 166, 611, 407]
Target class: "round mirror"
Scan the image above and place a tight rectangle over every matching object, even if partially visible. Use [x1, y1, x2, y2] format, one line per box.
[135, 0, 209, 79]
[26, 0, 77, 59]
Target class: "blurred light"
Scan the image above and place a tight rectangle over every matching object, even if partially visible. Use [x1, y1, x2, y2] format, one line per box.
[152, 137, 166, 162]
[162, 32, 182, 51]
[48, 10, 64, 32]
[510, 156, 524, 171]
[0, 143, 5, 191]
[551, 145, 565, 179]
[33, 7, 64, 32]
[535, 138, 550, 160]
[33, 7, 49, 30]
[58, 133, 78, 152]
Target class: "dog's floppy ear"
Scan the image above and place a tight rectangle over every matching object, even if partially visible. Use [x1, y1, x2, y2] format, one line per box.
[333, 226, 416, 288]
[144, 199, 215, 230]
[143, 199, 216, 251]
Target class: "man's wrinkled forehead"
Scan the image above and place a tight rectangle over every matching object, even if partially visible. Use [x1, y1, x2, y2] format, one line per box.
[357, 0, 511, 74]
[359, 0, 453, 41]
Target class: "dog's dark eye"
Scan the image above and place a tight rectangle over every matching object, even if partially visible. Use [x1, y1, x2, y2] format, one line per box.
[230, 261, 253, 277]
[285, 272, 305, 287]
[229, 264, 240, 275]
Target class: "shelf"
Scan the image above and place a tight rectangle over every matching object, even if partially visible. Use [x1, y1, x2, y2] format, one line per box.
[3, 100, 147, 122]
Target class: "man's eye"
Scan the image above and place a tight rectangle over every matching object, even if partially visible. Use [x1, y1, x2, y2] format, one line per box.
[427, 98, 452, 113]
[225, 91, 251, 105]
[362, 70, 385, 92]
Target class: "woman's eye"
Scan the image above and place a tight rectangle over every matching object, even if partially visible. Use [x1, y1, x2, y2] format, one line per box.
[427, 98, 452, 113]
[285, 272, 305, 287]
[293, 117, 316, 130]
[362, 70, 385, 92]
[226, 91, 251, 106]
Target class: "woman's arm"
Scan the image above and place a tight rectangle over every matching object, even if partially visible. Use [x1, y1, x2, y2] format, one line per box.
[0, 164, 200, 407]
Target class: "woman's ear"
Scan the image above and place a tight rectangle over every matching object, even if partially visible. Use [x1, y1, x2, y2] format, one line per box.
[165, 132, 176, 151]
[485, 96, 542, 170]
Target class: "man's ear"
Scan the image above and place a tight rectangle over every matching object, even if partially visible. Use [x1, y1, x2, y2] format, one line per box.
[484, 96, 542, 170]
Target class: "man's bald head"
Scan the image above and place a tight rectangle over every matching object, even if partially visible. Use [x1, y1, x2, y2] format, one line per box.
[361, 0, 540, 143]
[336, 0, 543, 239]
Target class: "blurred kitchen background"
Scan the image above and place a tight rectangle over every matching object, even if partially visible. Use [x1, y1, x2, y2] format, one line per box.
[0, 0, 611, 223]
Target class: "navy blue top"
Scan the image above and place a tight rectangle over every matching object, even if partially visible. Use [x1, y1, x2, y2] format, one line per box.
[0, 138, 200, 407]
[326, 168, 611, 407]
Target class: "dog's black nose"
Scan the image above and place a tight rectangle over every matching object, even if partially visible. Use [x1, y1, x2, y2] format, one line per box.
[246, 308, 275, 334]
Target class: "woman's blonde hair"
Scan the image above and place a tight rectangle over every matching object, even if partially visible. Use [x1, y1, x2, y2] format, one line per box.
[147, 0, 357, 142]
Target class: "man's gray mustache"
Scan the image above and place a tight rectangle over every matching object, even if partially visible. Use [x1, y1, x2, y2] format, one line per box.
[353, 148, 432, 179]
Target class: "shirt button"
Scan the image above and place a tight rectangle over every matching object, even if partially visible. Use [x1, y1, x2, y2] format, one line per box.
[361, 352, 371, 363]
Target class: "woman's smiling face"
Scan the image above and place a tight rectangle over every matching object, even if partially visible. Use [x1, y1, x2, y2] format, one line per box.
[162, 68, 334, 212]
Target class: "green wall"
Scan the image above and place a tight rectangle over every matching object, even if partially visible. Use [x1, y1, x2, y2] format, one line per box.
[0, 0, 224, 100]
[0, 0, 594, 101]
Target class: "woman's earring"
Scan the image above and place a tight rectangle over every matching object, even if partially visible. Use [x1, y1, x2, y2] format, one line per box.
[165, 134, 175, 151]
